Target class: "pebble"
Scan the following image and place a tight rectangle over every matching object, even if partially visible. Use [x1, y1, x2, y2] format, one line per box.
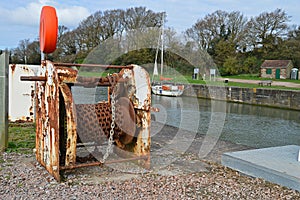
[1, 152, 300, 199]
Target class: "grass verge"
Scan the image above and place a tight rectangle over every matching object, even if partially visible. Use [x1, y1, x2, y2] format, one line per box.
[7, 122, 35, 154]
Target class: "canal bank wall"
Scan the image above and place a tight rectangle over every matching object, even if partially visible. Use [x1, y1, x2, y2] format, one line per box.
[183, 84, 300, 110]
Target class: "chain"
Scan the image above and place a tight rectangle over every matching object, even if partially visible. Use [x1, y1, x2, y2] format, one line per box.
[101, 92, 116, 163]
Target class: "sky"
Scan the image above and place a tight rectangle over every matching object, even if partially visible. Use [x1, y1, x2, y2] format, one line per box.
[0, 0, 300, 50]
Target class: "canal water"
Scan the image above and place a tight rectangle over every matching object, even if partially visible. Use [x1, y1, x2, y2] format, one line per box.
[152, 95, 300, 148]
[72, 86, 300, 149]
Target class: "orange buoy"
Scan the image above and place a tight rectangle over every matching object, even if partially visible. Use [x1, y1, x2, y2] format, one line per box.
[162, 85, 171, 90]
[39, 6, 58, 54]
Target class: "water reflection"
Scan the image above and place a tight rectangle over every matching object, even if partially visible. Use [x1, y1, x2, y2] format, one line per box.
[152, 95, 300, 148]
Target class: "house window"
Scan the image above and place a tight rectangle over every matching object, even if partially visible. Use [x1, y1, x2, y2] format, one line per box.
[266, 69, 272, 74]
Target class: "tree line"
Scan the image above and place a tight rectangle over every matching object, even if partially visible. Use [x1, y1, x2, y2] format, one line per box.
[9, 7, 300, 76]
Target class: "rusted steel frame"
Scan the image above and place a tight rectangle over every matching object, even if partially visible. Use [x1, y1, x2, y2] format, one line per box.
[59, 83, 77, 166]
[118, 65, 152, 169]
[133, 65, 151, 169]
[76, 75, 123, 83]
[35, 60, 61, 181]
[20, 67, 78, 83]
[134, 107, 157, 112]
[20, 76, 47, 81]
[56, 67, 78, 83]
[134, 110, 151, 169]
[75, 76, 127, 87]
[59, 155, 149, 170]
[53, 62, 133, 69]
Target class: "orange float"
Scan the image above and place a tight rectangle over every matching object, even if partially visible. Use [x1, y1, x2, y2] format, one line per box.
[162, 85, 171, 90]
[39, 6, 58, 54]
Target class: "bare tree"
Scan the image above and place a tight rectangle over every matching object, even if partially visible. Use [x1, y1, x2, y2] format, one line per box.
[186, 10, 247, 52]
[76, 11, 104, 50]
[245, 8, 290, 50]
[123, 7, 163, 31]
[11, 39, 30, 64]
[26, 41, 41, 64]
[227, 11, 248, 49]
[185, 10, 247, 68]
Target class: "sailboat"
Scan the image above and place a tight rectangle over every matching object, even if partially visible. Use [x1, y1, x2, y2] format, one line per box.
[151, 15, 184, 97]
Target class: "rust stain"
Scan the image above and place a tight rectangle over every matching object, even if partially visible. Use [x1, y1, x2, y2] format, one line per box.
[35, 61, 60, 181]
[22, 66, 30, 72]
[10, 64, 16, 75]
[56, 66, 78, 82]
[59, 83, 77, 166]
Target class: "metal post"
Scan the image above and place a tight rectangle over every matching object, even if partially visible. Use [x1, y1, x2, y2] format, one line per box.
[41, 52, 45, 61]
[0, 51, 9, 152]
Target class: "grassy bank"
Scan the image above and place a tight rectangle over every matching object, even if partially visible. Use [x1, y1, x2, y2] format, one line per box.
[155, 74, 300, 90]
[225, 81, 300, 90]
[7, 123, 35, 153]
[223, 74, 300, 83]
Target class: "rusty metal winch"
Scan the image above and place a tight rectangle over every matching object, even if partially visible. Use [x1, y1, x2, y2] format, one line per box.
[21, 61, 152, 181]
[19, 6, 154, 181]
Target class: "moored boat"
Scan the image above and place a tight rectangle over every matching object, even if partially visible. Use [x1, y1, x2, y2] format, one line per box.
[151, 13, 184, 97]
[151, 82, 184, 97]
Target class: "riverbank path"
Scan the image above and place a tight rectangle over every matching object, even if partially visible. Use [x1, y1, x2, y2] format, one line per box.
[218, 78, 300, 88]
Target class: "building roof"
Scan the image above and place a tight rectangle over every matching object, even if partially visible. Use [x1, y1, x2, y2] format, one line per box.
[261, 60, 292, 68]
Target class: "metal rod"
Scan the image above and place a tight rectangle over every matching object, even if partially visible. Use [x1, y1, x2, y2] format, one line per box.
[75, 76, 126, 87]
[53, 62, 133, 69]
[60, 155, 149, 170]
[20, 76, 47, 81]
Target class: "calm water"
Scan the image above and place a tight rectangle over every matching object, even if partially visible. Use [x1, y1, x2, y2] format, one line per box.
[72, 86, 300, 148]
[151, 95, 300, 148]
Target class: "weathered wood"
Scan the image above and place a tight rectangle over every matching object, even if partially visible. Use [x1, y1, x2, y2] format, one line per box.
[258, 80, 272, 86]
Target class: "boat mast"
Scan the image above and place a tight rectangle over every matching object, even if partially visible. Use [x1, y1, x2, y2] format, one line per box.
[160, 13, 164, 76]
[152, 27, 160, 82]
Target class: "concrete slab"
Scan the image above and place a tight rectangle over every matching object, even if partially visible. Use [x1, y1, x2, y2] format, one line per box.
[221, 145, 300, 192]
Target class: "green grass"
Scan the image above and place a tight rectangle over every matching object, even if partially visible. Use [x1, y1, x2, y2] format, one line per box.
[152, 74, 300, 90]
[77, 71, 106, 77]
[223, 74, 300, 83]
[227, 82, 300, 90]
[77, 69, 119, 77]
[7, 123, 35, 153]
[223, 74, 261, 80]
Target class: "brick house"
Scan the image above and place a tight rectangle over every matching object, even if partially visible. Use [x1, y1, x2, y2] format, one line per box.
[260, 60, 294, 79]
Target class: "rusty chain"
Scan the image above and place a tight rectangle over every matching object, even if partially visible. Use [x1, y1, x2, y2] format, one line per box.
[101, 91, 116, 163]
[107, 73, 118, 94]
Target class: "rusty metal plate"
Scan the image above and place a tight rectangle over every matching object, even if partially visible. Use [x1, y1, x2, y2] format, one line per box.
[119, 65, 152, 167]
[35, 61, 60, 181]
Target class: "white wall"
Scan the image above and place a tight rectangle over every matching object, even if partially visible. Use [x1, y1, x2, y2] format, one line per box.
[9, 64, 40, 122]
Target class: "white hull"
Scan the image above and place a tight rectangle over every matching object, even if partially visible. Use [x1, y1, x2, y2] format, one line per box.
[151, 84, 184, 97]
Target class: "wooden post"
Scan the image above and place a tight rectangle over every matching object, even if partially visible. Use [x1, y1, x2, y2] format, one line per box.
[0, 51, 9, 152]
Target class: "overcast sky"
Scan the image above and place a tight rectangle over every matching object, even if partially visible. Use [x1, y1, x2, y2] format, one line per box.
[1, 0, 299, 50]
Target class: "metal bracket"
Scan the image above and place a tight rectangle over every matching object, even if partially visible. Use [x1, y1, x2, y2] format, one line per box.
[47, 62, 54, 86]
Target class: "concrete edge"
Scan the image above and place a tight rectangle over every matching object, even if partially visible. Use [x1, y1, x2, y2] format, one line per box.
[221, 153, 300, 192]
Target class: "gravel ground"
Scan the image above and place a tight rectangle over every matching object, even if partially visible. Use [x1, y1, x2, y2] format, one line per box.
[1, 152, 300, 199]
